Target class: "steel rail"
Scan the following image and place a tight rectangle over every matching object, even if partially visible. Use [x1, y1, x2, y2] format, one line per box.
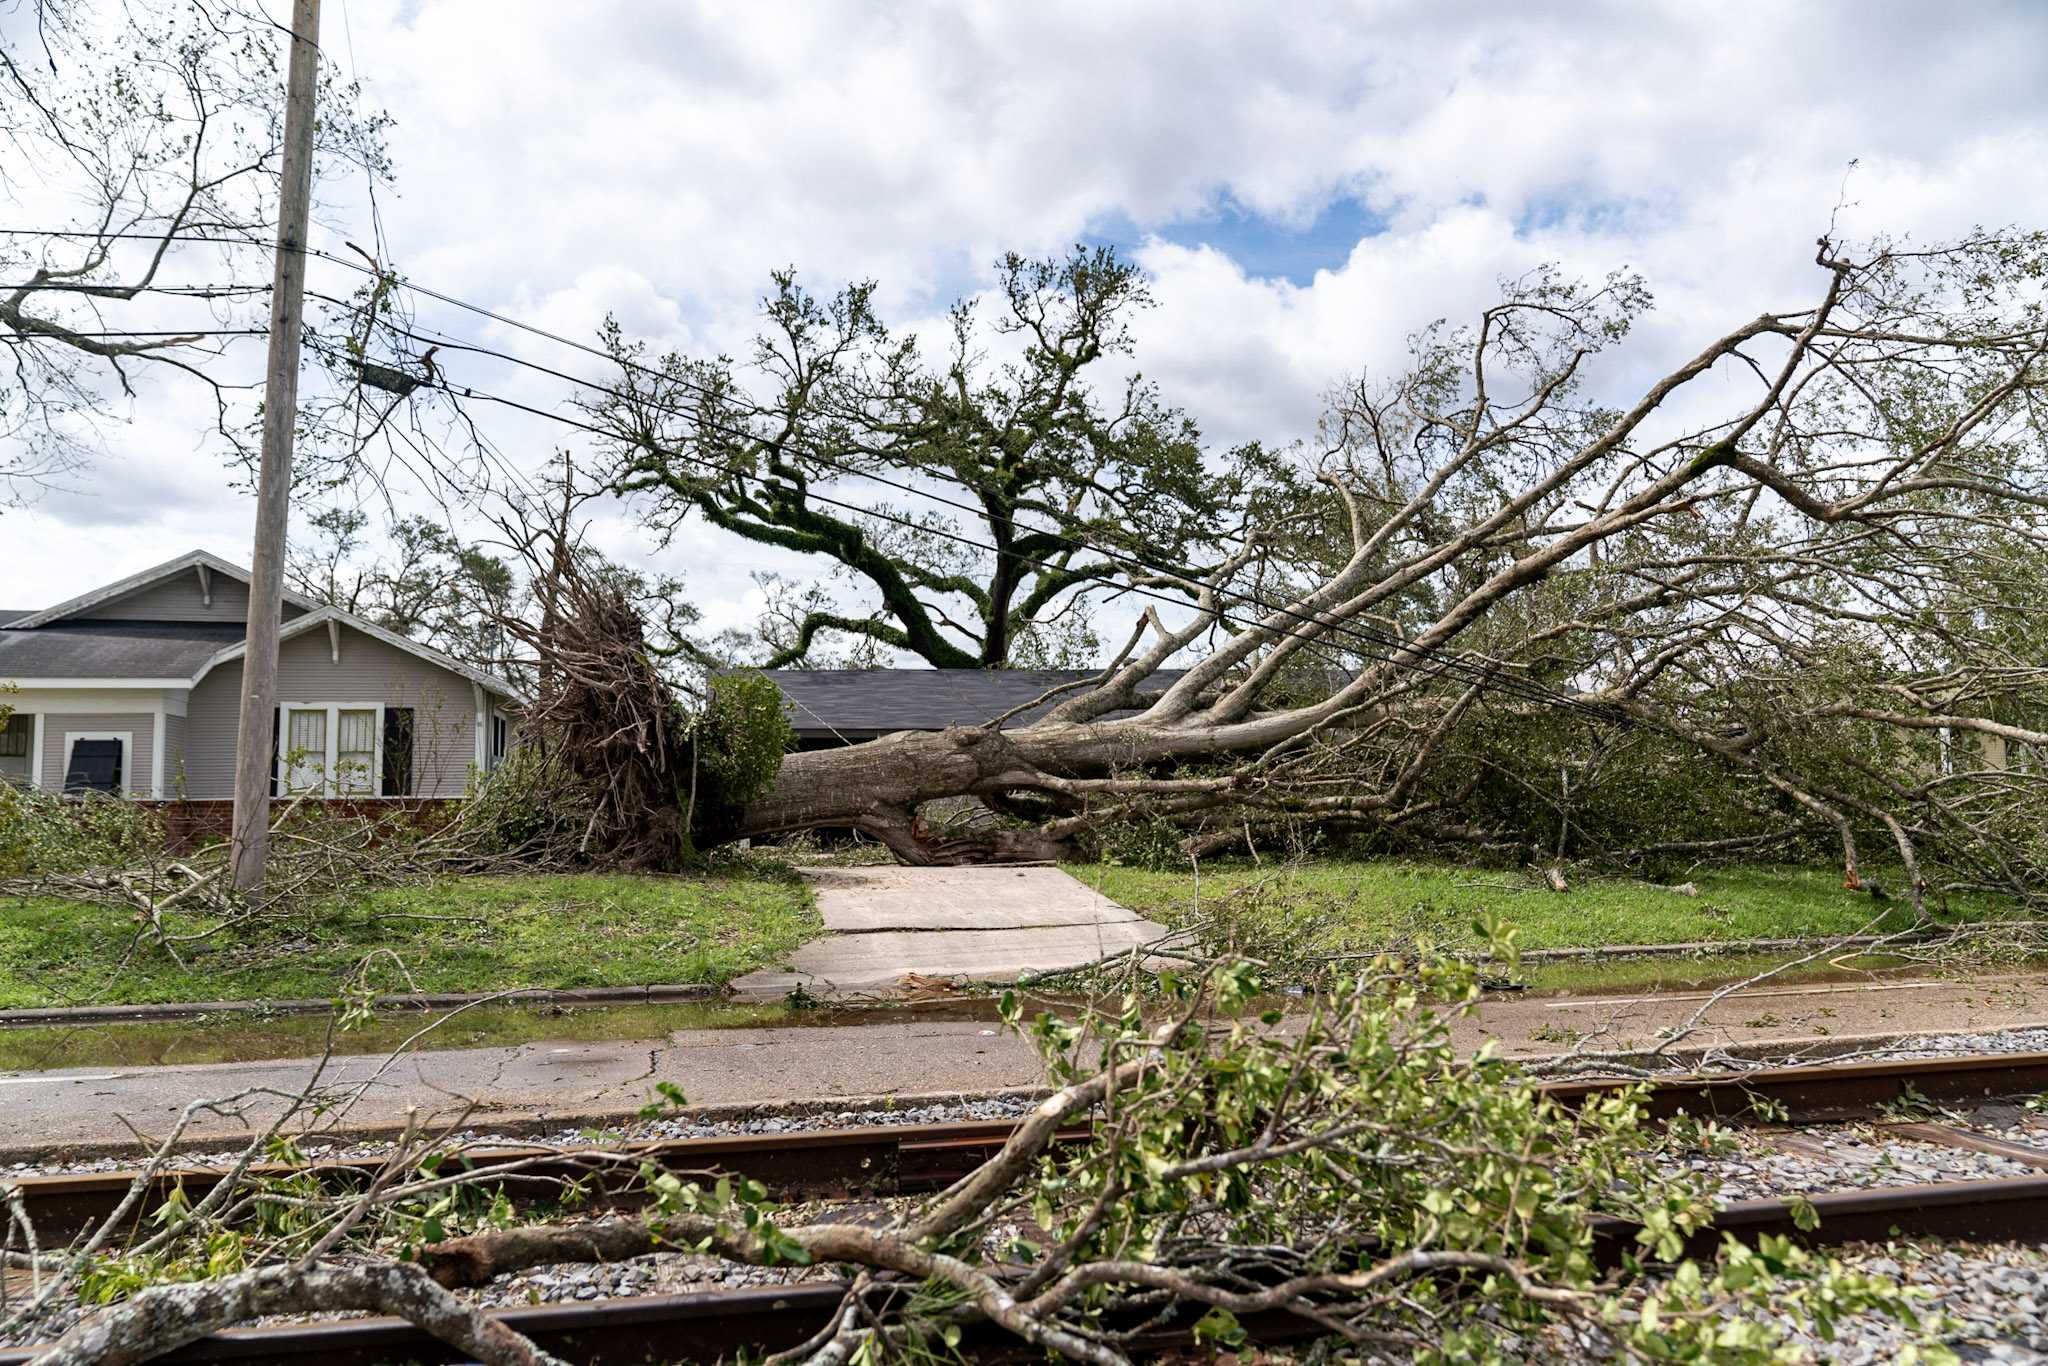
[4, 1168, 2047, 1363]
[7, 1050, 2048, 1360]
[4, 1119, 1052, 1245]
[12, 1048, 2048, 1246]
[1546, 1047, 2048, 1124]
[0, 1281, 1335, 1364]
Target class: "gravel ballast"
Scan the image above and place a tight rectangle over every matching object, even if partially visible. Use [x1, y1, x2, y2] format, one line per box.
[0, 1094, 1043, 1180]
[1661, 1126, 2044, 1203]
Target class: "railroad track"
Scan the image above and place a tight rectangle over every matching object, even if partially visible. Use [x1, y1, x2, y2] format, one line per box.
[5, 1119, 1050, 1246]
[5, 1048, 2048, 1363]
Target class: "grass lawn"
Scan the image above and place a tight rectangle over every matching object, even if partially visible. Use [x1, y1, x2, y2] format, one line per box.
[0, 869, 820, 1009]
[1068, 859, 2019, 962]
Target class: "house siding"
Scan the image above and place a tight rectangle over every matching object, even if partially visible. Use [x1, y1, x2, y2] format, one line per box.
[41, 712, 154, 796]
[183, 625, 480, 798]
[162, 711, 187, 798]
[73, 573, 305, 624]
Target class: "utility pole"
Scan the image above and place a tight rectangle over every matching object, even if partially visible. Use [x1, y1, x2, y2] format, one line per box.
[231, 0, 321, 892]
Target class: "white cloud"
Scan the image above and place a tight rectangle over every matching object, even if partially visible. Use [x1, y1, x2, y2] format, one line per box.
[4, 0, 2044, 627]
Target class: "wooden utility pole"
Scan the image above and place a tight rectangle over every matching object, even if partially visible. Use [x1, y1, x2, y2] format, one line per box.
[231, 0, 321, 892]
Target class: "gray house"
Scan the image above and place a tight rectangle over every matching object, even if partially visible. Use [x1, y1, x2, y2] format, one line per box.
[0, 550, 517, 800]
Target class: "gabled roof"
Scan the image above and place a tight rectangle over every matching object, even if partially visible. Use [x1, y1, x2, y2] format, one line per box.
[192, 605, 519, 699]
[762, 668, 1187, 741]
[2, 552, 519, 699]
[2, 549, 318, 630]
[0, 611, 28, 626]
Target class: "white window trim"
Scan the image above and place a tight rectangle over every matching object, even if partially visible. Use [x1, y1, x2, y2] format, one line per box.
[277, 703, 385, 798]
[472, 682, 487, 773]
[63, 730, 132, 797]
[151, 700, 166, 799]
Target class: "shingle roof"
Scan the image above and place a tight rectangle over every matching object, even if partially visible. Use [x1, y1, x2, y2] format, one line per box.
[761, 668, 1188, 740]
[0, 620, 246, 679]
[0, 612, 28, 626]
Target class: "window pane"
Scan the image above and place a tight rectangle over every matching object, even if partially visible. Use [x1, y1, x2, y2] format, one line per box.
[285, 710, 327, 793]
[336, 709, 376, 795]
[65, 739, 121, 794]
[0, 715, 31, 784]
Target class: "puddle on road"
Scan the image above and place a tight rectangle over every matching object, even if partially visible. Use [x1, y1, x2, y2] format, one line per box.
[0, 996, 1020, 1073]
[0, 949, 2005, 1073]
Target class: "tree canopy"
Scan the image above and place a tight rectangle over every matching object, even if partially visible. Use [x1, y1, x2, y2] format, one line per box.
[522, 231, 2048, 906]
[588, 247, 1278, 668]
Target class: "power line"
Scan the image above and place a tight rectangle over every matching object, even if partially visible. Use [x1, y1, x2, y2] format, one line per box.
[0, 228, 275, 243]
[0, 281, 271, 297]
[11, 327, 267, 339]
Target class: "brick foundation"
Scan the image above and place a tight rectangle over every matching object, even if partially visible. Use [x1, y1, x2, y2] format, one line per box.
[141, 798, 463, 850]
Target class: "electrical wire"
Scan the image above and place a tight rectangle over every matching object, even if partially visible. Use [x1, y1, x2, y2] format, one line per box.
[9, 327, 268, 339]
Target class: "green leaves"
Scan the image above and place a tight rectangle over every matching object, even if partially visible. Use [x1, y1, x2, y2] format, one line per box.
[591, 246, 1239, 672]
[1192, 1307, 1247, 1349]
[638, 1079, 689, 1119]
[992, 949, 1938, 1361]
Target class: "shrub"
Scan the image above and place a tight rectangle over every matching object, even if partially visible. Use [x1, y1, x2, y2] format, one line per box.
[689, 672, 791, 815]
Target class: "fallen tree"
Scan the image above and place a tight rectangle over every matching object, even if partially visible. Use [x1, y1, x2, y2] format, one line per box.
[620, 232, 2048, 910]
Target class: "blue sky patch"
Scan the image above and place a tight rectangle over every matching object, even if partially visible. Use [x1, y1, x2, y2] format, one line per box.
[1088, 194, 1388, 286]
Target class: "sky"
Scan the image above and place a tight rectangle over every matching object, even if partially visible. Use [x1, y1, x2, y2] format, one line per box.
[5, 0, 2048, 647]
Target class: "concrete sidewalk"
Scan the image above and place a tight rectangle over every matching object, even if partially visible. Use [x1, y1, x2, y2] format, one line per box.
[730, 865, 1169, 999]
[6, 972, 2048, 1155]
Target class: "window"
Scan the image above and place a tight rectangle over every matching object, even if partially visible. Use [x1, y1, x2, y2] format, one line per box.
[382, 708, 416, 796]
[0, 714, 30, 786]
[278, 704, 393, 797]
[63, 733, 127, 795]
[335, 708, 377, 795]
[284, 708, 328, 794]
[490, 712, 508, 768]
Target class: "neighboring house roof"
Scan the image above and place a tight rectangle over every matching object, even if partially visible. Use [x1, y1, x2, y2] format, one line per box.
[0, 611, 29, 626]
[1, 552, 519, 698]
[762, 668, 1188, 742]
[0, 620, 245, 681]
[4, 549, 318, 630]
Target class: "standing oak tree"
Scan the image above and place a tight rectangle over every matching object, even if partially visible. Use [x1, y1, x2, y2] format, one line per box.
[589, 247, 1282, 669]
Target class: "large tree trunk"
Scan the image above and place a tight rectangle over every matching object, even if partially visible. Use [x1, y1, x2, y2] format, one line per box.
[732, 724, 1125, 864]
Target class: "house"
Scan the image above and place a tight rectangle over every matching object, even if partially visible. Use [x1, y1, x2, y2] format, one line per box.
[762, 668, 1188, 749]
[0, 550, 517, 802]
